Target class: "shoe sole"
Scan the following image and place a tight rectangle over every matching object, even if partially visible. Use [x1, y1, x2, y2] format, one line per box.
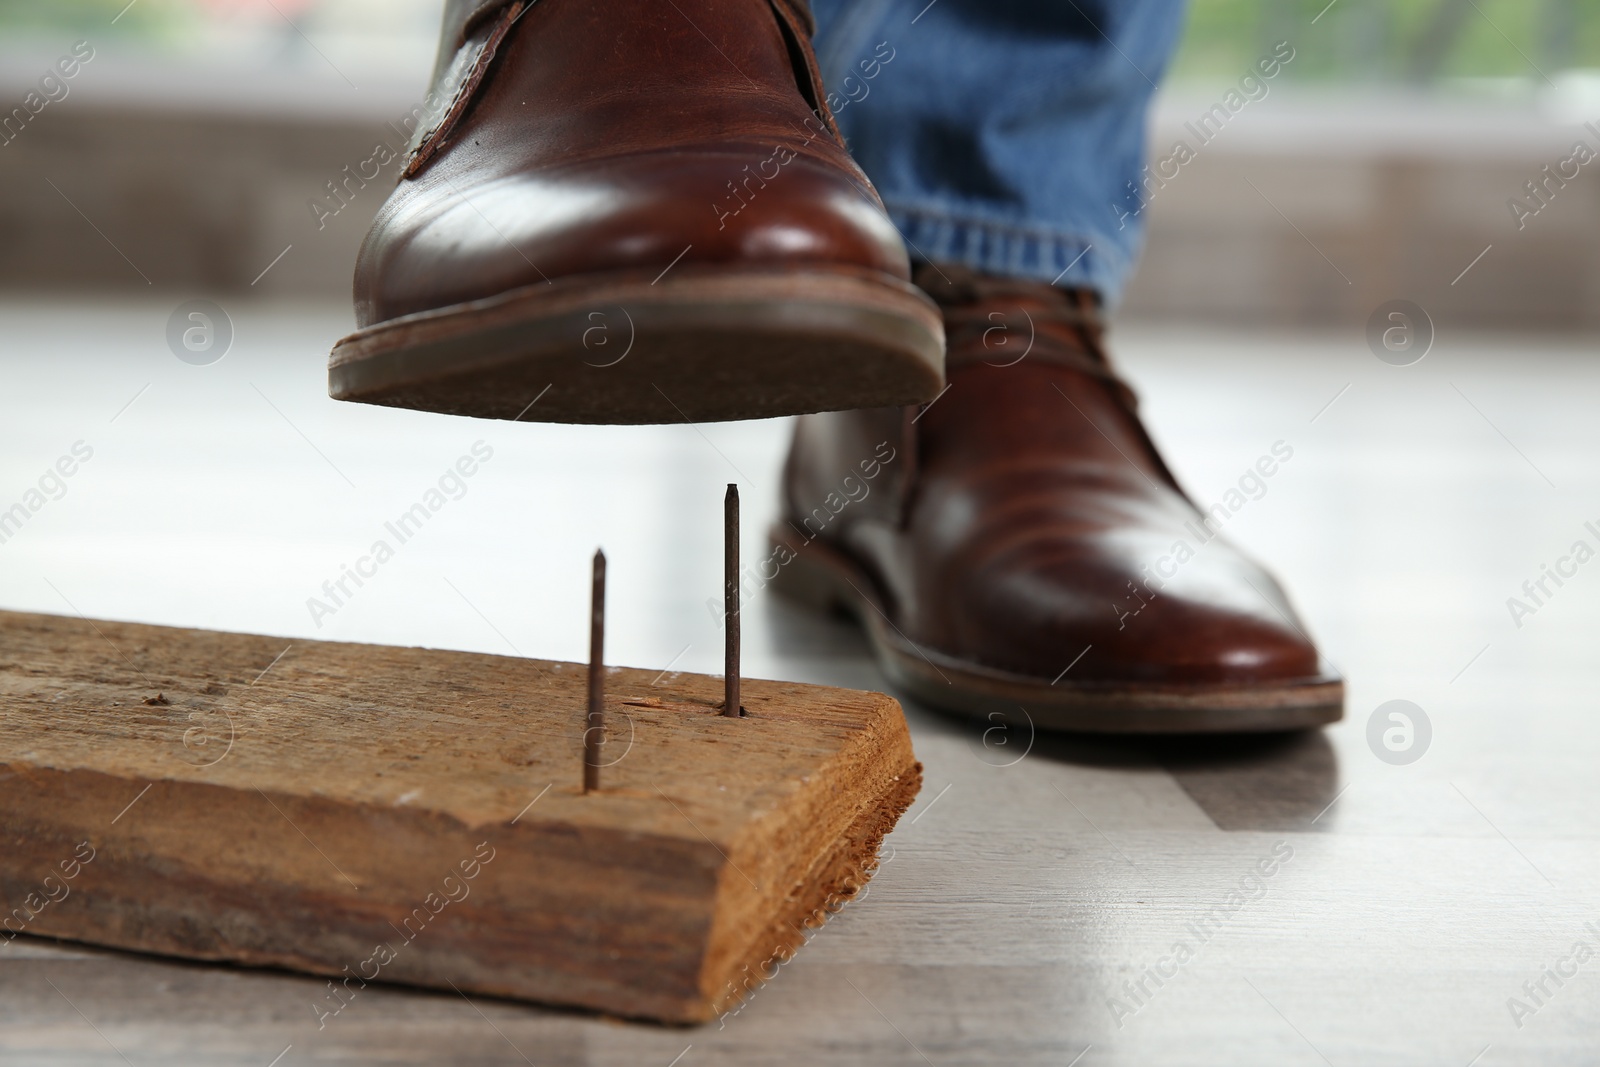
[767, 524, 1345, 734]
[329, 267, 945, 424]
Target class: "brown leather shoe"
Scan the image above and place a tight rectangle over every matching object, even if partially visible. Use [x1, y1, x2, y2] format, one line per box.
[771, 265, 1343, 733]
[328, 0, 943, 425]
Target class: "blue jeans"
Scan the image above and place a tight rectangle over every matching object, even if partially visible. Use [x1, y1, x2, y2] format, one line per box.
[810, 0, 1187, 304]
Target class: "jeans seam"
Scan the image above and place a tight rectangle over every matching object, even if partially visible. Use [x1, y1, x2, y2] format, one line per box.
[888, 198, 1127, 269]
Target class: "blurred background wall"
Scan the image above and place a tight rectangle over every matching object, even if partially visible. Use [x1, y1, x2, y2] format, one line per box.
[0, 0, 1596, 330]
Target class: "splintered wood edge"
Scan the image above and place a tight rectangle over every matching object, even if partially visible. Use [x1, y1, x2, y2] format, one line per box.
[700, 692, 920, 1019]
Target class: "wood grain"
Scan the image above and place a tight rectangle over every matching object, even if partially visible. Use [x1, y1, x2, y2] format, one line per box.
[0, 609, 921, 1024]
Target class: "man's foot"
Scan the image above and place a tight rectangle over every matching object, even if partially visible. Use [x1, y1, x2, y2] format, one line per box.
[329, 0, 944, 425]
[772, 265, 1343, 733]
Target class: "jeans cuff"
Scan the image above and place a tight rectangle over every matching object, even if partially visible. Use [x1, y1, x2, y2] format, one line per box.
[884, 200, 1132, 305]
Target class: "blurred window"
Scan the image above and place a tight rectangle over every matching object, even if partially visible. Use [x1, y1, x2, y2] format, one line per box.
[1, 0, 1595, 103]
[1173, 0, 1599, 90]
[0, 0, 446, 108]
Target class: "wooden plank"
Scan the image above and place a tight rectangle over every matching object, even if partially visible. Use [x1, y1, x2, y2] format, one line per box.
[0, 609, 920, 1023]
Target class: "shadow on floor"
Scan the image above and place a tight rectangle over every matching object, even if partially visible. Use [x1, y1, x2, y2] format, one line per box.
[765, 593, 1344, 832]
[1018, 727, 1343, 832]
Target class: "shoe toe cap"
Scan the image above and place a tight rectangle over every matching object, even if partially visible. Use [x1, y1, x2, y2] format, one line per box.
[354, 150, 909, 326]
[948, 532, 1323, 686]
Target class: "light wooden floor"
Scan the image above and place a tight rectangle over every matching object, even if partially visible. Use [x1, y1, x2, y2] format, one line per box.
[3, 300, 1597, 1065]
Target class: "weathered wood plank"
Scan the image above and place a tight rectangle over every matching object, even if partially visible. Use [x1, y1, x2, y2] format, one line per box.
[0, 609, 920, 1023]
